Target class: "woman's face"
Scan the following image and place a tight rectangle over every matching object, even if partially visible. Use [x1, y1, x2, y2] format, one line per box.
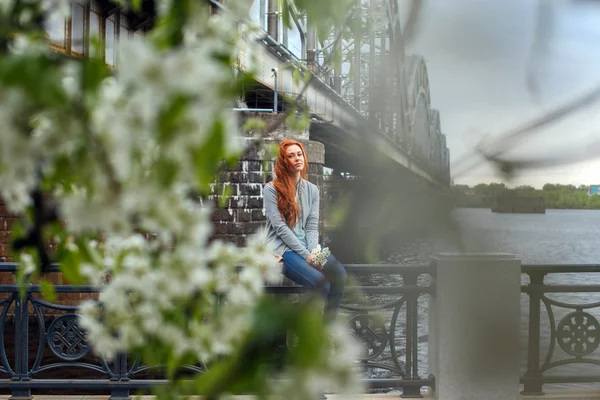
[285, 144, 305, 172]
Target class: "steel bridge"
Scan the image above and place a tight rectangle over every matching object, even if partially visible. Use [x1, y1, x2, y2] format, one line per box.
[236, 0, 451, 186]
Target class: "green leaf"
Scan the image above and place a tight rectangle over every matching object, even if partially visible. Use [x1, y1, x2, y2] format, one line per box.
[81, 57, 111, 94]
[40, 280, 57, 302]
[243, 117, 267, 137]
[292, 68, 301, 86]
[279, 0, 291, 29]
[0, 54, 68, 107]
[191, 118, 228, 193]
[154, 157, 180, 188]
[326, 197, 350, 227]
[186, 298, 327, 397]
[157, 95, 189, 144]
[57, 242, 84, 285]
[218, 185, 232, 209]
[151, 0, 190, 49]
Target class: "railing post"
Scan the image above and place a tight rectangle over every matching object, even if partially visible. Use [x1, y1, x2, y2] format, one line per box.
[521, 271, 545, 395]
[429, 253, 521, 400]
[109, 353, 129, 400]
[11, 293, 31, 400]
[401, 272, 422, 398]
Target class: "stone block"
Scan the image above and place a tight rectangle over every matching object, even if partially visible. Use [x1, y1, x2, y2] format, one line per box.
[236, 209, 252, 222]
[227, 223, 244, 235]
[251, 209, 266, 221]
[218, 209, 234, 222]
[215, 222, 228, 235]
[236, 235, 247, 247]
[247, 160, 262, 172]
[248, 171, 266, 184]
[242, 222, 263, 234]
[240, 183, 262, 196]
[229, 172, 248, 183]
[227, 197, 245, 209]
[246, 197, 263, 209]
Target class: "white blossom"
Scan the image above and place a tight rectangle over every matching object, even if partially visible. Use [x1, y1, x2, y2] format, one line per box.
[0, 0, 362, 397]
[20, 253, 36, 275]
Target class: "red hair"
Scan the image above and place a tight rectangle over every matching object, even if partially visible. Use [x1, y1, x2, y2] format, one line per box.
[273, 139, 308, 228]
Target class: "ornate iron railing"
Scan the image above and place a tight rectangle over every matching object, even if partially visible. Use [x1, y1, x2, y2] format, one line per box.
[521, 264, 600, 395]
[0, 262, 434, 399]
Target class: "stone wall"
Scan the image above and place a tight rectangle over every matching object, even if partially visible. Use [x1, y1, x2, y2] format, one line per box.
[209, 138, 325, 246]
[0, 134, 325, 298]
[0, 137, 326, 257]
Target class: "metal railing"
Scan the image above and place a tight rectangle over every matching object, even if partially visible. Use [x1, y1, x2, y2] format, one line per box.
[244, 88, 308, 113]
[521, 264, 600, 395]
[0, 262, 434, 399]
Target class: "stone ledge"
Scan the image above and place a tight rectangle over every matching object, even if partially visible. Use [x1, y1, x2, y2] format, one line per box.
[520, 390, 600, 399]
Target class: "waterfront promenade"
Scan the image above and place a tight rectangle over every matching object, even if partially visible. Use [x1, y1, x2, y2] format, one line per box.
[2, 252, 600, 399]
[1, 391, 600, 399]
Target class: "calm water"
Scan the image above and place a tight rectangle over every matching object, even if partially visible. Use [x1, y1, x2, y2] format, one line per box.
[454, 208, 600, 264]
[371, 208, 600, 391]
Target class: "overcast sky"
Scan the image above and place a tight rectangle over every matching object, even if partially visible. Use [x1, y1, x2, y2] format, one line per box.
[401, 0, 600, 187]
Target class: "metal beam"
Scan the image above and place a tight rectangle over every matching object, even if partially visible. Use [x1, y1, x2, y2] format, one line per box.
[368, 3, 376, 120]
[334, 28, 342, 93]
[306, 26, 316, 68]
[353, 6, 361, 111]
[267, 0, 278, 41]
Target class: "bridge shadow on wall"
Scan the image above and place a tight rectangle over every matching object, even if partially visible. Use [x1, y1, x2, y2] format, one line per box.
[311, 122, 464, 264]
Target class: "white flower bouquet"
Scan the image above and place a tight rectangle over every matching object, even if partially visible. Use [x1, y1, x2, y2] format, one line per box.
[310, 244, 331, 267]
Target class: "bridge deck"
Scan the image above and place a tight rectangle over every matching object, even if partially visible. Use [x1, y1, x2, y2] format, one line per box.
[238, 33, 439, 185]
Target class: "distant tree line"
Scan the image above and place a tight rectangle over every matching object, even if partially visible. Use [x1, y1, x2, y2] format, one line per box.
[452, 183, 600, 210]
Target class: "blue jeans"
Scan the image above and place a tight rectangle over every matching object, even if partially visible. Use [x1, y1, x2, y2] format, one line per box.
[282, 250, 347, 321]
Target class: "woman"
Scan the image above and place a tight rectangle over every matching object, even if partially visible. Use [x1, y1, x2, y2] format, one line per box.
[264, 139, 347, 322]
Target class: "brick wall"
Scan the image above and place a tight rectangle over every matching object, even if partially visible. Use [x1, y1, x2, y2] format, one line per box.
[0, 198, 13, 263]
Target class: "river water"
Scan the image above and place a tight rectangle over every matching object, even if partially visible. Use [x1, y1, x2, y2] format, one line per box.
[365, 208, 600, 391]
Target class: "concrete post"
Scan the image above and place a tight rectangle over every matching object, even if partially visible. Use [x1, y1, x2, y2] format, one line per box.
[429, 253, 521, 400]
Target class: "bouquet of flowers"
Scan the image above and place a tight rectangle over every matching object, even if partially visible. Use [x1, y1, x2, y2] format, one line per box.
[310, 245, 331, 267]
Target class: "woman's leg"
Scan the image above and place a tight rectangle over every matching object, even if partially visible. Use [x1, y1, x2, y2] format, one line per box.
[322, 254, 347, 321]
[282, 251, 331, 299]
[282, 251, 347, 322]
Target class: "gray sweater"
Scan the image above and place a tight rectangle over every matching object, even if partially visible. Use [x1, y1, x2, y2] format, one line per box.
[264, 179, 319, 259]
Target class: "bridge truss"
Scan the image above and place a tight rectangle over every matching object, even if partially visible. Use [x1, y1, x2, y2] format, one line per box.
[241, 0, 450, 185]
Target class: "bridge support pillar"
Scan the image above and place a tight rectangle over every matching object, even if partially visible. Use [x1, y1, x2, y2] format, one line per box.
[429, 253, 521, 400]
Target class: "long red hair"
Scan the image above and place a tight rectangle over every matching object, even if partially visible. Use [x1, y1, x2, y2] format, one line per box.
[273, 139, 308, 228]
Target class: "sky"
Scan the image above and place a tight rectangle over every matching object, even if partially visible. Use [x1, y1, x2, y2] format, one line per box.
[400, 0, 600, 187]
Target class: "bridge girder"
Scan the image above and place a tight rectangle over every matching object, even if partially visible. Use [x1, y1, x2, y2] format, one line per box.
[243, 0, 451, 186]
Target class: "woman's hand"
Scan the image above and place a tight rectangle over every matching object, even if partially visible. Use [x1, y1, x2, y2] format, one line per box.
[306, 254, 323, 271]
